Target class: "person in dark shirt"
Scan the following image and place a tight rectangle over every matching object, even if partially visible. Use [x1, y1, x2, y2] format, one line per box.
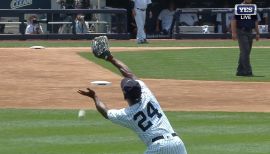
[231, 0, 260, 77]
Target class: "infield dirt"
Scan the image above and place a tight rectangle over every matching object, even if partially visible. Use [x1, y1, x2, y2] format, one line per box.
[0, 47, 269, 112]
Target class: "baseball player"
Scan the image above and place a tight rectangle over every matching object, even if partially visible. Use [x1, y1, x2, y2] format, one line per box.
[131, 0, 152, 44]
[78, 52, 187, 153]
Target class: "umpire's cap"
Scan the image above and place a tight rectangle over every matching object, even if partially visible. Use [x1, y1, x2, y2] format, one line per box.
[121, 78, 142, 101]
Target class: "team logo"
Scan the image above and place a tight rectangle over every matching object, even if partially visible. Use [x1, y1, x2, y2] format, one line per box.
[10, 0, 33, 9]
[235, 4, 257, 20]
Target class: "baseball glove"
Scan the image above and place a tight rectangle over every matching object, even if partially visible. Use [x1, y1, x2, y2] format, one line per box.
[91, 36, 111, 60]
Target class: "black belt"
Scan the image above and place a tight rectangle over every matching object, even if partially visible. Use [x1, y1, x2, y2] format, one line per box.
[152, 133, 177, 143]
[137, 8, 146, 11]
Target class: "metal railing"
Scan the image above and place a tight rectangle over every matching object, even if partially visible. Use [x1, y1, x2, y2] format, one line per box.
[172, 8, 270, 39]
[0, 9, 128, 40]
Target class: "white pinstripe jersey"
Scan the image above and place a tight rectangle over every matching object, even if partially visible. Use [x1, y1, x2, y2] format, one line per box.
[132, 0, 152, 10]
[108, 80, 175, 146]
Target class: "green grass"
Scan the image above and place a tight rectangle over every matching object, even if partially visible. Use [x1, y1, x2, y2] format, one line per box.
[79, 48, 270, 81]
[0, 109, 269, 154]
[0, 39, 269, 47]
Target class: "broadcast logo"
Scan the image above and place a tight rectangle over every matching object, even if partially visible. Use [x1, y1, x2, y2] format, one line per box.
[235, 4, 257, 20]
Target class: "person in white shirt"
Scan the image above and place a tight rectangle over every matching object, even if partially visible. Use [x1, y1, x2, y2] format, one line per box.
[179, 11, 199, 26]
[156, 1, 176, 35]
[179, 3, 199, 26]
[25, 15, 43, 34]
[131, 0, 152, 44]
[78, 51, 187, 154]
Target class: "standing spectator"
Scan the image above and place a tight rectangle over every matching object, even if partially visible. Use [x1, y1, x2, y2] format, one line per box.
[25, 15, 43, 34]
[231, 0, 260, 76]
[156, 1, 176, 35]
[131, 0, 152, 44]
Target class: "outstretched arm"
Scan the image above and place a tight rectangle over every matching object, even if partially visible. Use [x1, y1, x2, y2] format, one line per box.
[78, 88, 108, 119]
[107, 55, 137, 79]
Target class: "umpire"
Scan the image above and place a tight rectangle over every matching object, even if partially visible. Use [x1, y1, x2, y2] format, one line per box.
[231, 0, 260, 77]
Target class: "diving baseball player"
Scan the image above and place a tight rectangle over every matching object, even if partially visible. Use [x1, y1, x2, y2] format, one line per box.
[78, 37, 187, 154]
[131, 0, 152, 44]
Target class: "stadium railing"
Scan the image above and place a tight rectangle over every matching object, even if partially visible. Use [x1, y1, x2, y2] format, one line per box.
[172, 8, 270, 39]
[0, 9, 128, 40]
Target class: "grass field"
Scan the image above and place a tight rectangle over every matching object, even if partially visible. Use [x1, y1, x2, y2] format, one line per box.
[1, 40, 269, 154]
[0, 39, 270, 47]
[0, 109, 269, 154]
[79, 48, 270, 82]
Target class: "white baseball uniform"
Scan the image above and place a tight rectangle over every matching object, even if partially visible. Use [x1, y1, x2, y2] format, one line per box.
[132, 0, 152, 43]
[108, 80, 187, 154]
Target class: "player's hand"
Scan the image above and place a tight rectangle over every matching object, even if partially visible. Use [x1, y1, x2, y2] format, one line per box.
[232, 33, 237, 41]
[256, 34, 260, 41]
[77, 88, 96, 99]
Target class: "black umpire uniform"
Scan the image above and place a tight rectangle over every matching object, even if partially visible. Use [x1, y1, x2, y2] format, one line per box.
[231, 0, 260, 77]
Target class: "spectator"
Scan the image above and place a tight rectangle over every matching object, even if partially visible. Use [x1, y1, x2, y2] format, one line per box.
[156, 1, 176, 35]
[56, 0, 74, 34]
[74, 0, 89, 9]
[179, 4, 199, 26]
[25, 15, 43, 34]
[74, 0, 91, 34]
[75, 14, 89, 33]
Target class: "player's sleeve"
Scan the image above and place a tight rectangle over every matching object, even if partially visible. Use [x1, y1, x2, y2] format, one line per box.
[107, 109, 131, 128]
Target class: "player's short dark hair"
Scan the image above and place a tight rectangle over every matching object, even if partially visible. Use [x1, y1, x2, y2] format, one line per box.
[121, 78, 141, 102]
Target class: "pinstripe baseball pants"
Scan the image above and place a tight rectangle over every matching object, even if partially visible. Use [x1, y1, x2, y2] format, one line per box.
[145, 136, 187, 154]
